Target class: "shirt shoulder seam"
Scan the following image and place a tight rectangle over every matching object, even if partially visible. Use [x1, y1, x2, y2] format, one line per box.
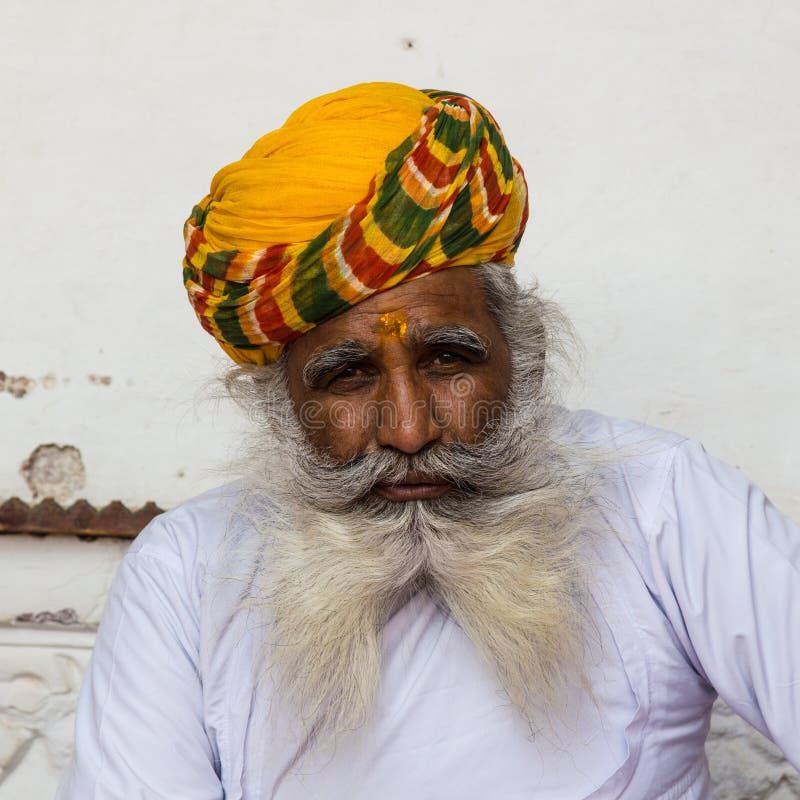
[645, 436, 691, 536]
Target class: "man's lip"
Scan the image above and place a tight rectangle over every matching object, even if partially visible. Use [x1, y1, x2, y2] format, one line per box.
[374, 475, 452, 501]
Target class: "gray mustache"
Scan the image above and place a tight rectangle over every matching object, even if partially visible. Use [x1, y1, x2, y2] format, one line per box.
[295, 425, 530, 507]
[348, 444, 485, 490]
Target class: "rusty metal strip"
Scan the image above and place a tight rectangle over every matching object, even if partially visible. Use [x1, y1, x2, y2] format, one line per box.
[0, 497, 164, 538]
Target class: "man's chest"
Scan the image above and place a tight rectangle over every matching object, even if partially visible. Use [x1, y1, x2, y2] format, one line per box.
[202, 578, 712, 799]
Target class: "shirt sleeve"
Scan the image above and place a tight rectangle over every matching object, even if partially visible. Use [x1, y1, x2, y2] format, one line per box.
[55, 526, 224, 799]
[646, 438, 800, 768]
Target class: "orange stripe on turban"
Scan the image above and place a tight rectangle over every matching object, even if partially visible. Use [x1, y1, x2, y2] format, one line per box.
[183, 82, 529, 364]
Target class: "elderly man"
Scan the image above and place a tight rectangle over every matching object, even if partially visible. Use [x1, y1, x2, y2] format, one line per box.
[57, 83, 798, 799]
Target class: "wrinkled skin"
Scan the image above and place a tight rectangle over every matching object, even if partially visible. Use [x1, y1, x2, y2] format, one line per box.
[285, 268, 513, 489]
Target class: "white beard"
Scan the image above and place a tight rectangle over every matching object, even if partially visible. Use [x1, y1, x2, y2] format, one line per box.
[226, 370, 603, 757]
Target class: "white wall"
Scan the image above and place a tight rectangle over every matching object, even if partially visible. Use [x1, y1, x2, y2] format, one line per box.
[1, 1, 798, 796]
[1, 0, 797, 515]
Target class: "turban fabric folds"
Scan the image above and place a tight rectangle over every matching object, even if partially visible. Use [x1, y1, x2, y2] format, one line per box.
[183, 82, 529, 365]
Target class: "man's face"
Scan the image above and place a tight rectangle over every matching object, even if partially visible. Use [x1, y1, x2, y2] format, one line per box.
[285, 268, 512, 500]
[249, 266, 591, 748]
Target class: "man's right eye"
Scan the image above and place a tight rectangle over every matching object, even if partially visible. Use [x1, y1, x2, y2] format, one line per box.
[332, 366, 361, 382]
[326, 365, 373, 390]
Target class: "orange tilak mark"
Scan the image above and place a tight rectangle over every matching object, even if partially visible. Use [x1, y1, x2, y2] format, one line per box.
[377, 311, 408, 342]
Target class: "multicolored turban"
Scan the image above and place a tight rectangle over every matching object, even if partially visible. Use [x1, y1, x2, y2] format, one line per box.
[183, 82, 529, 364]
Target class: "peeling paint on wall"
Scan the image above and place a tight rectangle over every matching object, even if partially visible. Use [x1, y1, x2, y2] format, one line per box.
[19, 445, 86, 505]
[13, 609, 81, 626]
[0, 371, 36, 398]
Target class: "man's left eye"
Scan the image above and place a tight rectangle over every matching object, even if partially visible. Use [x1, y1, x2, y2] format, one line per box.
[431, 351, 464, 366]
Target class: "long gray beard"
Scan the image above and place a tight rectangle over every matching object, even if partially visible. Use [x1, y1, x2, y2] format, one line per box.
[231, 380, 600, 757]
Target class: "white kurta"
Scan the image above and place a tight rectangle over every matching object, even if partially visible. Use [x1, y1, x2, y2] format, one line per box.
[55, 410, 800, 799]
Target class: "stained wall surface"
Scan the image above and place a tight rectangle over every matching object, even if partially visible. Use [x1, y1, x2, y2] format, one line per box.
[1, 1, 798, 796]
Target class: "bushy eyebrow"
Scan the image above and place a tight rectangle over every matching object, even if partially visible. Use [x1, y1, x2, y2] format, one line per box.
[301, 325, 489, 388]
[302, 340, 372, 388]
[414, 325, 489, 358]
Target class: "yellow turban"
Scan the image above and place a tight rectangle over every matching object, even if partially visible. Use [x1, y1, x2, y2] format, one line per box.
[183, 82, 529, 364]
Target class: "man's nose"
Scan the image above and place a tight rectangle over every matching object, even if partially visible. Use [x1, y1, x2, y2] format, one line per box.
[374, 368, 442, 454]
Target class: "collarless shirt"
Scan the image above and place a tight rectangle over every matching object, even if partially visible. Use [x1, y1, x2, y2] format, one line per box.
[55, 410, 800, 799]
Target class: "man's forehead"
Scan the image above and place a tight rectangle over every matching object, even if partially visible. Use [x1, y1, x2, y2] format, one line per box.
[285, 267, 496, 367]
[317, 268, 488, 336]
